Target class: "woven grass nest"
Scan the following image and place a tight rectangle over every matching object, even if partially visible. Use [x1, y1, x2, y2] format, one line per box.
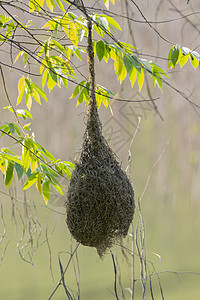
[65, 20, 135, 257]
[65, 98, 135, 256]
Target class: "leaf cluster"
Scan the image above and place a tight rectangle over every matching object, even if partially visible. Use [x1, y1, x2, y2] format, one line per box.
[1, 0, 191, 204]
[168, 44, 200, 69]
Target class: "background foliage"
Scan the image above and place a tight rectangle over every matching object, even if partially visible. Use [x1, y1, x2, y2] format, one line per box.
[0, 0, 200, 299]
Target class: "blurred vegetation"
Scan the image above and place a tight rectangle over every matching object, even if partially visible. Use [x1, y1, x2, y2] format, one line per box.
[1, 0, 200, 299]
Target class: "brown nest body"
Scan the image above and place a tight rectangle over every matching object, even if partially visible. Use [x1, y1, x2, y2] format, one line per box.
[66, 102, 135, 256]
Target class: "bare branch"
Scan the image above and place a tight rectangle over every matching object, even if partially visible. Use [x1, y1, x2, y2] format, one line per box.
[48, 243, 80, 300]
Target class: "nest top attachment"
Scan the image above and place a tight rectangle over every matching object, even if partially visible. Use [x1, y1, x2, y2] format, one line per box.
[65, 19, 135, 257]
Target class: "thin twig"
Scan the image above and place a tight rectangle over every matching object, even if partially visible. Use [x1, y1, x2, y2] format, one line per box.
[131, 222, 135, 300]
[129, 0, 174, 45]
[139, 140, 170, 203]
[126, 117, 141, 174]
[46, 226, 54, 284]
[110, 251, 120, 300]
[58, 257, 74, 300]
[48, 243, 80, 300]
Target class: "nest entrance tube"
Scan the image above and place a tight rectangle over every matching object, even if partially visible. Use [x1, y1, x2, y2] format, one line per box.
[65, 19, 135, 257]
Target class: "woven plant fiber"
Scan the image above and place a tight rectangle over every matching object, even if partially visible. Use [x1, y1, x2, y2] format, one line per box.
[66, 97, 135, 256]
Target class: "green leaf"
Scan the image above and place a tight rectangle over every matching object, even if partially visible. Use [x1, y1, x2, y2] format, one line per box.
[23, 123, 31, 131]
[123, 55, 132, 74]
[47, 73, 57, 92]
[96, 40, 105, 62]
[49, 69, 58, 83]
[8, 123, 15, 134]
[93, 23, 104, 38]
[36, 0, 45, 11]
[17, 88, 25, 106]
[77, 87, 87, 106]
[137, 68, 144, 91]
[70, 80, 85, 99]
[5, 161, 14, 187]
[102, 15, 121, 31]
[29, 0, 35, 13]
[179, 54, 189, 68]
[63, 161, 75, 169]
[3, 153, 21, 164]
[46, 0, 54, 12]
[68, 21, 78, 48]
[51, 183, 64, 195]
[171, 45, 180, 67]
[130, 55, 141, 72]
[41, 164, 59, 178]
[104, 0, 110, 9]
[36, 173, 42, 194]
[42, 181, 51, 204]
[140, 59, 152, 73]
[153, 72, 163, 91]
[23, 52, 27, 67]
[58, 162, 72, 178]
[33, 89, 41, 104]
[119, 63, 127, 83]
[190, 53, 199, 69]
[25, 78, 33, 93]
[114, 55, 123, 79]
[14, 51, 23, 63]
[98, 16, 109, 31]
[62, 77, 68, 88]
[14, 125, 21, 136]
[16, 109, 33, 119]
[31, 81, 48, 102]
[25, 93, 32, 111]
[52, 40, 68, 55]
[17, 77, 25, 105]
[15, 163, 24, 180]
[54, 0, 65, 12]
[37, 143, 55, 161]
[22, 172, 38, 190]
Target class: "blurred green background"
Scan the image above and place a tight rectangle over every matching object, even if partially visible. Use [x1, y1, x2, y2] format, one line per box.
[1, 0, 200, 299]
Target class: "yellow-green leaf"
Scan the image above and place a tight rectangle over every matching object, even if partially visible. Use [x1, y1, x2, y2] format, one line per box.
[5, 161, 14, 187]
[23, 123, 31, 132]
[179, 54, 189, 68]
[26, 93, 32, 111]
[42, 181, 51, 204]
[119, 63, 127, 83]
[14, 51, 23, 63]
[29, 0, 35, 13]
[36, 173, 42, 194]
[190, 53, 199, 69]
[69, 21, 78, 48]
[129, 67, 137, 87]
[36, 0, 45, 11]
[103, 15, 121, 31]
[46, 0, 54, 12]
[104, 0, 109, 9]
[33, 89, 41, 104]
[18, 77, 25, 94]
[22, 173, 38, 190]
[31, 159, 38, 173]
[47, 73, 57, 92]
[23, 150, 32, 171]
[137, 68, 144, 91]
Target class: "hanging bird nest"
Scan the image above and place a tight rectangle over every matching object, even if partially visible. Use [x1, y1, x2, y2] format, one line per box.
[65, 19, 135, 257]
